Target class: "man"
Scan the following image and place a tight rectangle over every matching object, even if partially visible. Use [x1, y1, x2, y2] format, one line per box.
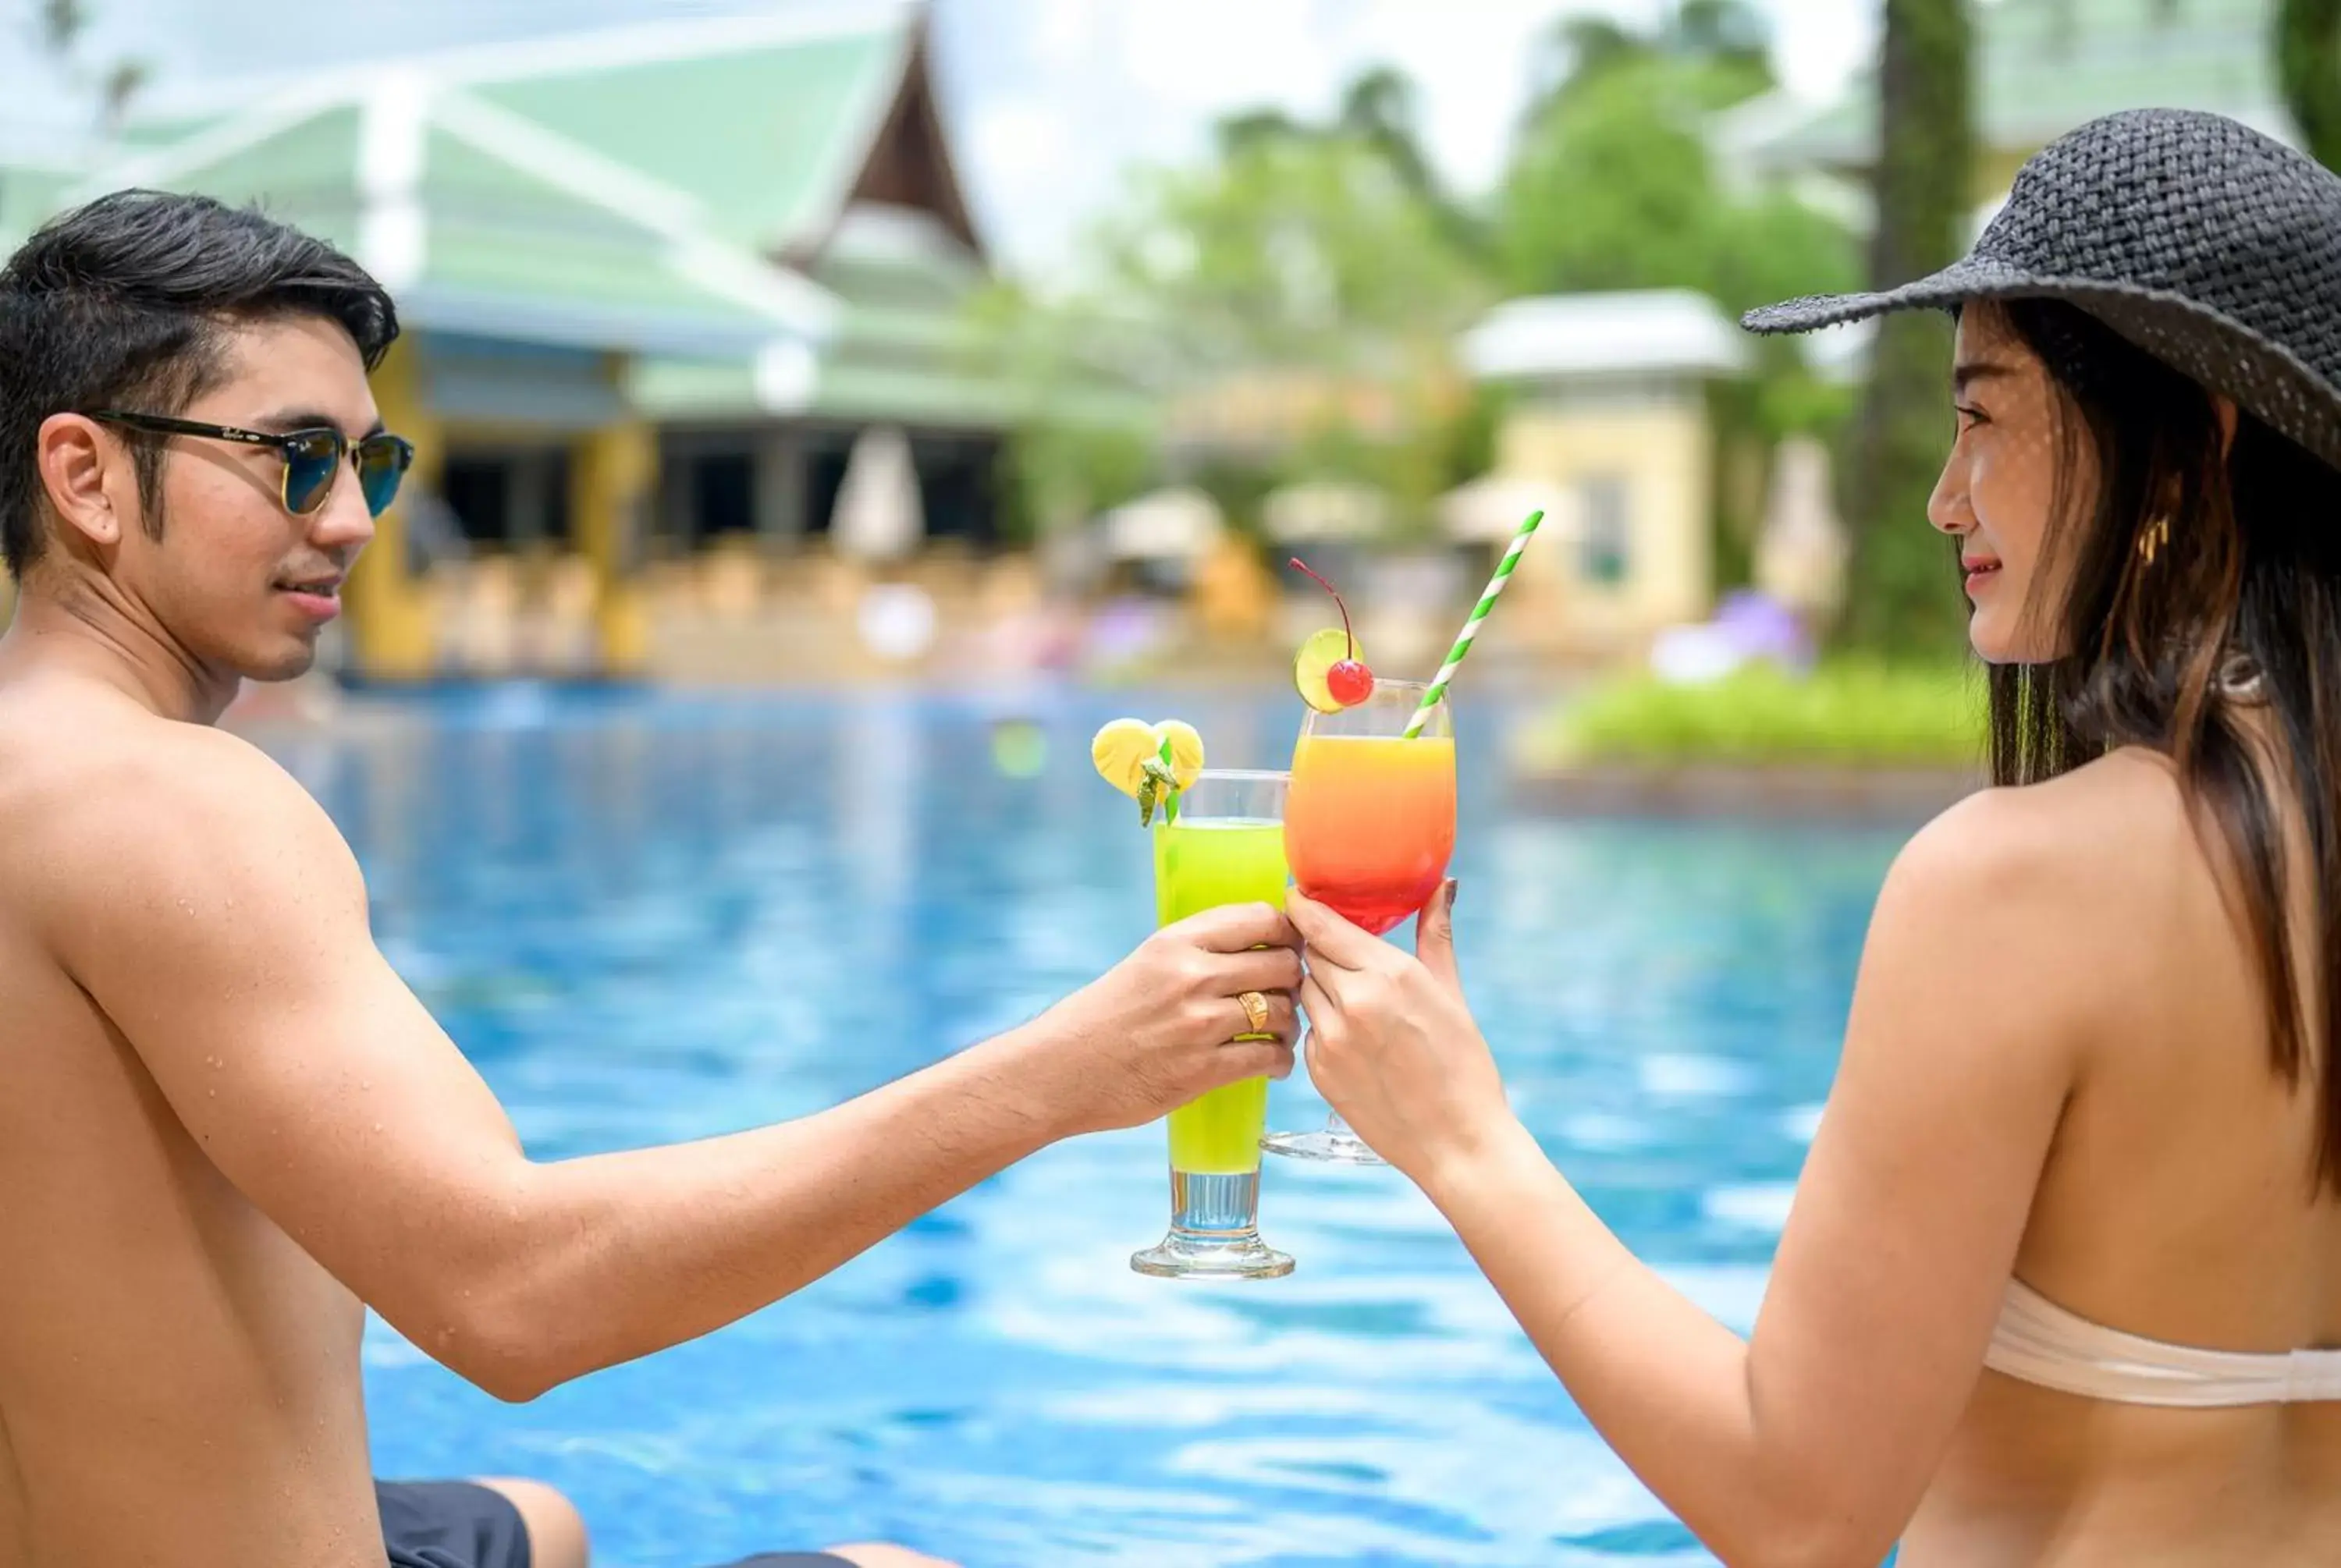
[0, 190, 1304, 1568]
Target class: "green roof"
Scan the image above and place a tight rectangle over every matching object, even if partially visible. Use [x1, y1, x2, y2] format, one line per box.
[166, 107, 364, 240]
[120, 5, 931, 257]
[1988, 0, 2279, 146]
[1728, 0, 2286, 176]
[627, 344, 1149, 433]
[477, 27, 906, 255]
[0, 161, 80, 253]
[9, 4, 1092, 435]
[46, 84, 836, 360]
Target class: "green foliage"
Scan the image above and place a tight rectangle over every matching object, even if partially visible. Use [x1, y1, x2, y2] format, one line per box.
[1707, 186, 1866, 324]
[1168, 374, 1501, 545]
[1053, 74, 1494, 541]
[1522, 0, 1774, 123]
[1188, 459, 1278, 542]
[1088, 125, 1487, 374]
[1501, 55, 1857, 314]
[1501, 57, 1726, 297]
[1841, 311, 1966, 651]
[1501, 0, 1846, 304]
[2278, 0, 2341, 172]
[964, 278, 1162, 545]
[986, 7, 1860, 552]
[993, 419, 1156, 548]
[1440, 378, 1507, 491]
[1333, 66, 1489, 261]
[1839, 0, 1974, 659]
[1529, 660, 1984, 768]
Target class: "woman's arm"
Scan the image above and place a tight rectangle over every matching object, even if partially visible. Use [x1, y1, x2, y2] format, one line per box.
[1291, 790, 2095, 1568]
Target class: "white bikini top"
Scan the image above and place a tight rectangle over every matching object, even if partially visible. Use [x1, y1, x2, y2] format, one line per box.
[1985, 1279, 2341, 1407]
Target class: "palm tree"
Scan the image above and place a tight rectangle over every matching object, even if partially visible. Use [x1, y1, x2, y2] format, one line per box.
[1838, 0, 1974, 654]
[37, 0, 149, 138]
[2278, 0, 2341, 171]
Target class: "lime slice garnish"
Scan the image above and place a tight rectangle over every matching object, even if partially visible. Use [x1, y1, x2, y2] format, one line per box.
[1293, 626, 1361, 714]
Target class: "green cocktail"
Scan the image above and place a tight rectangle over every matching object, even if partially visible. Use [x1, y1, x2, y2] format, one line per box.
[1156, 817, 1284, 1175]
[1131, 768, 1295, 1280]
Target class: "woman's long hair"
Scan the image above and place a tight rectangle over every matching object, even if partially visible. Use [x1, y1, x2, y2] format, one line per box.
[1985, 297, 2341, 1192]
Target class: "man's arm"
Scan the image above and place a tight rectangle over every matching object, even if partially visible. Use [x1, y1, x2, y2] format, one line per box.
[50, 732, 1301, 1401]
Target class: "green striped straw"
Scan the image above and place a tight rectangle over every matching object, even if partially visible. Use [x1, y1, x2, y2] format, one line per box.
[1403, 509, 1545, 739]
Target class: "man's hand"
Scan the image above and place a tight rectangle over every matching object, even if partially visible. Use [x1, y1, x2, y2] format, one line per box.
[1024, 901, 1303, 1136]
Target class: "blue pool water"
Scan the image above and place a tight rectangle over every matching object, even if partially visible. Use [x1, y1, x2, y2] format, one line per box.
[262, 684, 1911, 1568]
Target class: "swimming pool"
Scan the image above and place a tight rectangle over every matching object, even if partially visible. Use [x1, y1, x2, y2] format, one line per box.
[266, 684, 1908, 1567]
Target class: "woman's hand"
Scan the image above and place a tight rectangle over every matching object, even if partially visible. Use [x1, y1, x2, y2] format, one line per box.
[1285, 882, 1516, 1185]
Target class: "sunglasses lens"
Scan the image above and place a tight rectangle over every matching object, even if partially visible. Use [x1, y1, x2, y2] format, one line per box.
[282, 431, 341, 515]
[357, 437, 412, 517]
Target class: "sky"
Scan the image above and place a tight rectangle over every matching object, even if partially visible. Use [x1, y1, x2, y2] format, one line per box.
[2, 0, 1878, 274]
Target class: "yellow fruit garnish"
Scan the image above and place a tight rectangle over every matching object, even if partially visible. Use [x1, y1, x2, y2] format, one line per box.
[1092, 716, 1208, 825]
[1090, 718, 1159, 798]
[1153, 720, 1205, 791]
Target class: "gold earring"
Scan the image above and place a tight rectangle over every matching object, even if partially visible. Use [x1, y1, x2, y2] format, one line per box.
[2137, 514, 2171, 565]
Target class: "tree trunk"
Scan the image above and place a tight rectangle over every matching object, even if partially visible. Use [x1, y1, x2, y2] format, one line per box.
[2279, 0, 2341, 171]
[1836, 0, 1973, 656]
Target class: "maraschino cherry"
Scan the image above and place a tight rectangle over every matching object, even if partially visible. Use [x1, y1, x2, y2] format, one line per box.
[1291, 557, 1374, 706]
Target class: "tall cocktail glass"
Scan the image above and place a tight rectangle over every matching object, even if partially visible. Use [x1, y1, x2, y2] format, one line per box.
[1131, 768, 1297, 1279]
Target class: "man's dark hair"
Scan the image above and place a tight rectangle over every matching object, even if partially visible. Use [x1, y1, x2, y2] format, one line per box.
[0, 189, 400, 580]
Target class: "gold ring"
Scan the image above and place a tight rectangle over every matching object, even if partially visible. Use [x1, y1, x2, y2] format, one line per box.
[1237, 991, 1271, 1034]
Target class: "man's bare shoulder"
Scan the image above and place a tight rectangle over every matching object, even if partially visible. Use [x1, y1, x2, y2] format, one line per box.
[0, 682, 360, 940]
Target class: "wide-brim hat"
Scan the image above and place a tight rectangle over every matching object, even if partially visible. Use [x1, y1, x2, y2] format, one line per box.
[1742, 108, 2341, 472]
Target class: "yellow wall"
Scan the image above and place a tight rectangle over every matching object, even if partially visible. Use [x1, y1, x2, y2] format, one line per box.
[572, 390, 655, 678]
[1494, 394, 1714, 645]
[349, 337, 442, 679]
[349, 339, 663, 680]
[1192, 531, 1274, 639]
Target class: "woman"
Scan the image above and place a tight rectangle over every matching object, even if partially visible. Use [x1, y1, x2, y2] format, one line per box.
[1285, 108, 2341, 1566]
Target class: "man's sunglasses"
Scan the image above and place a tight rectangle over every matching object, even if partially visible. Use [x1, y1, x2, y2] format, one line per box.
[87, 410, 415, 518]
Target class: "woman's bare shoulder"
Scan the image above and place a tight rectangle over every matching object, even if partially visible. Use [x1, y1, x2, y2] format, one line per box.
[1906, 746, 2190, 884]
[1879, 749, 2197, 1006]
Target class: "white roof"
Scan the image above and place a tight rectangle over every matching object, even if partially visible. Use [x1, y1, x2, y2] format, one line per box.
[1460, 289, 1751, 382]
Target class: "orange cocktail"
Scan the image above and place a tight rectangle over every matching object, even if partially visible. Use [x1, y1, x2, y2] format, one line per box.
[1284, 677, 1456, 932]
[1285, 730, 1456, 935]
[1267, 678, 1456, 1165]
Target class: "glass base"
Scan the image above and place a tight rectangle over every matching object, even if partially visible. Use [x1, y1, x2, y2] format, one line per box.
[1261, 1127, 1387, 1165]
[1131, 1170, 1295, 1279]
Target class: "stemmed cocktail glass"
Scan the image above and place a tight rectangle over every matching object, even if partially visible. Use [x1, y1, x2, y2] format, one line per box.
[1262, 680, 1456, 1165]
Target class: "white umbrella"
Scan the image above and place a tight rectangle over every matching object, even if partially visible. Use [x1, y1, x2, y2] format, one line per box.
[1262, 480, 1392, 543]
[1437, 474, 1574, 544]
[831, 424, 923, 563]
[1101, 486, 1224, 561]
